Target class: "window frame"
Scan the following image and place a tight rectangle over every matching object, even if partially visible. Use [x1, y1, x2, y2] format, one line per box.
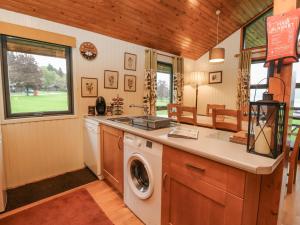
[156, 61, 173, 112]
[293, 61, 300, 110]
[250, 60, 268, 101]
[242, 8, 273, 50]
[0, 34, 74, 119]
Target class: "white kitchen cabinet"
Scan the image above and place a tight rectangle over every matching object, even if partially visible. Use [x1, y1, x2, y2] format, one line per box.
[83, 118, 102, 179]
[0, 126, 6, 212]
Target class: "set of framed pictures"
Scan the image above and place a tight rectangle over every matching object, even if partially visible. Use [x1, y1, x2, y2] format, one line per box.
[81, 52, 137, 97]
[104, 70, 136, 92]
[103, 52, 137, 92]
[81, 73, 136, 97]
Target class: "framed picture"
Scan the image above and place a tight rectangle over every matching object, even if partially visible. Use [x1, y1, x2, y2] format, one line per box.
[209, 71, 222, 84]
[124, 52, 137, 71]
[124, 75, 136, 92]
[104, 70, 119, 89]
[81, 77, 98, 97]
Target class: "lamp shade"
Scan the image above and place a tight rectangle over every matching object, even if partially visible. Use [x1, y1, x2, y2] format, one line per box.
[190, 71, 206, 85]
[209, 48, 225, 63]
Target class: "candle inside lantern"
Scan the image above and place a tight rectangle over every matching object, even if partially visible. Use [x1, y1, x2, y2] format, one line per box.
[254, 123, 272, 155]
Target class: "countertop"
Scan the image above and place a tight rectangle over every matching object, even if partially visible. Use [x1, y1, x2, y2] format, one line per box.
[85, 115, 284, 175]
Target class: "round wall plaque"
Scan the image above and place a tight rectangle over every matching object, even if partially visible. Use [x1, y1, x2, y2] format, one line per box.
[80, 42, 97, 60]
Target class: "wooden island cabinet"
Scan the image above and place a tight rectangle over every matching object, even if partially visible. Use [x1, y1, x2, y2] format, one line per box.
[100, 125, 124, 194]
[161, 145, 283, 225]
[97, 122, 283, 225]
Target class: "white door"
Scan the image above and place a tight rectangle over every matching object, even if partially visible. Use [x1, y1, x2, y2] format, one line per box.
[0, 131, 7, 212]
[83, 121, 101, 177]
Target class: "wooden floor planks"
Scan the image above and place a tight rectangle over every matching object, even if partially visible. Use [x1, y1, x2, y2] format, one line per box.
[1, 175, 300, 225]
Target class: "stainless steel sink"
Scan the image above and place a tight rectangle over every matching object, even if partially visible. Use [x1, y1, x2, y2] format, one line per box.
[131, 116, 171, 129]
[107, 117, 133, 125]
[107, 116, 171, 130]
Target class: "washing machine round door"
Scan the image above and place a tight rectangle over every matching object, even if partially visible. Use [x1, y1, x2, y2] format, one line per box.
[127, 153, 154, 200]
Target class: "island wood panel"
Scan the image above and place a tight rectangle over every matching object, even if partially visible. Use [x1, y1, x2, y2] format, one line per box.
[241, 173, 261, 225]
[162, 145, 244, 225]
[163, 145, 246, 198]
[0, 0, 272, 59]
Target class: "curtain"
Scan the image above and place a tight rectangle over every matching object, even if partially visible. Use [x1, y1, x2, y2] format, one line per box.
[143, 49, 157, 115]
[173, 57, 184, 104]
[236, 50, 252, 116]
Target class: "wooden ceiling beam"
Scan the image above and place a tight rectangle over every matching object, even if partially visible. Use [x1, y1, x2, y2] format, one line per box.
[0, 0, 272, 59]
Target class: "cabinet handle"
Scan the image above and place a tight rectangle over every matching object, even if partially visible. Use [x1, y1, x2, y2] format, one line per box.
[118, 136, 122, 150]
[185, 163, 206, 173]
[163, 172, 168, 191]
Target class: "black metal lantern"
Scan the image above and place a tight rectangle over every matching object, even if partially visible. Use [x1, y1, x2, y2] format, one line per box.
[247, 93, 285, 159]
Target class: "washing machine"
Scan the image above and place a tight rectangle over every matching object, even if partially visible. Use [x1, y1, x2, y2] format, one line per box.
[124, 132, 163, 225]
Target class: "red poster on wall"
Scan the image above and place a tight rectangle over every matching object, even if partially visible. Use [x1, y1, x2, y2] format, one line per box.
[265, 9, 300, 75]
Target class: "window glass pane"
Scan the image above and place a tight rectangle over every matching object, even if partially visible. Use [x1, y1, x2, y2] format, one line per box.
[294, 89, 300, 108]
[3, 36, 72, 117]
[250, 88, 267, 102]
[156, 71, 171, 116]
[250, 62, 268, 85]
[243, 9, 273, 49]
[292, 61, 300, 84]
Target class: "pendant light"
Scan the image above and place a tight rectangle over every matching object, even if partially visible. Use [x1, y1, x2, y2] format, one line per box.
[209, 10, 225, 63]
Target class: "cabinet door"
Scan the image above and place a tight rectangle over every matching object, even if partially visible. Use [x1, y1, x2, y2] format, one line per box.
[162, 172, 243, 225]
[100, 125, 123, 194]
[162, 147, 244, 225]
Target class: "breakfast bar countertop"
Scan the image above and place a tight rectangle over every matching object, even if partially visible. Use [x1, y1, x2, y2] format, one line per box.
[86, 115, 284, 175]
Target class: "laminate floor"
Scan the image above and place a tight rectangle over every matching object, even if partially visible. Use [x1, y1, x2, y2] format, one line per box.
[1, 165, 300, 225]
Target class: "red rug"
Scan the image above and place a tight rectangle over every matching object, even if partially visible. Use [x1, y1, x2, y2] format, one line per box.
[0, 189, 114, 225]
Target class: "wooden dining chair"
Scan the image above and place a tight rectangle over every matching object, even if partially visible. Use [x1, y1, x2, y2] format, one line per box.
[206, 104, 226, 116]
[167, 104, 180, 121]
[177, 106, 197, 125]
[287, 128, 300, 194]
[212, 109, 242, 132]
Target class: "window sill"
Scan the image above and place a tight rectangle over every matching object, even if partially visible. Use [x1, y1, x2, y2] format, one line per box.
[1, 114, 79, 125]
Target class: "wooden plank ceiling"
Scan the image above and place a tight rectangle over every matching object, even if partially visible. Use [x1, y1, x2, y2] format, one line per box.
[0, 0, 272, 59]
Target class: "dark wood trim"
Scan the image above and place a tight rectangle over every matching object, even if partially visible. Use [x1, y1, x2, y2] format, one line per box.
[208, 71, 222, 84]
[81, 77, 98, 97]
[157, 52, 176, 58]
[156, 61, 173, 111]
[0, 34, 74, 119]
[241, 6, 273, 50]
[104, 70, 119, 89]
[124, 52, 137, 71]
[241, 5, 273, 29]
[0, 35, 10, 119]
[123, 74, 136, 92]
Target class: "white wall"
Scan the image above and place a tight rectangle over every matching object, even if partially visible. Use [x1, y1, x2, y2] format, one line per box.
[184, 30, 241, 114]
[0, 9, 194, 188]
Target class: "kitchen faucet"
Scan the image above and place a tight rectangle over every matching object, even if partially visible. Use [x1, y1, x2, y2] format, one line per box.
[129, 104, 149, 116]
